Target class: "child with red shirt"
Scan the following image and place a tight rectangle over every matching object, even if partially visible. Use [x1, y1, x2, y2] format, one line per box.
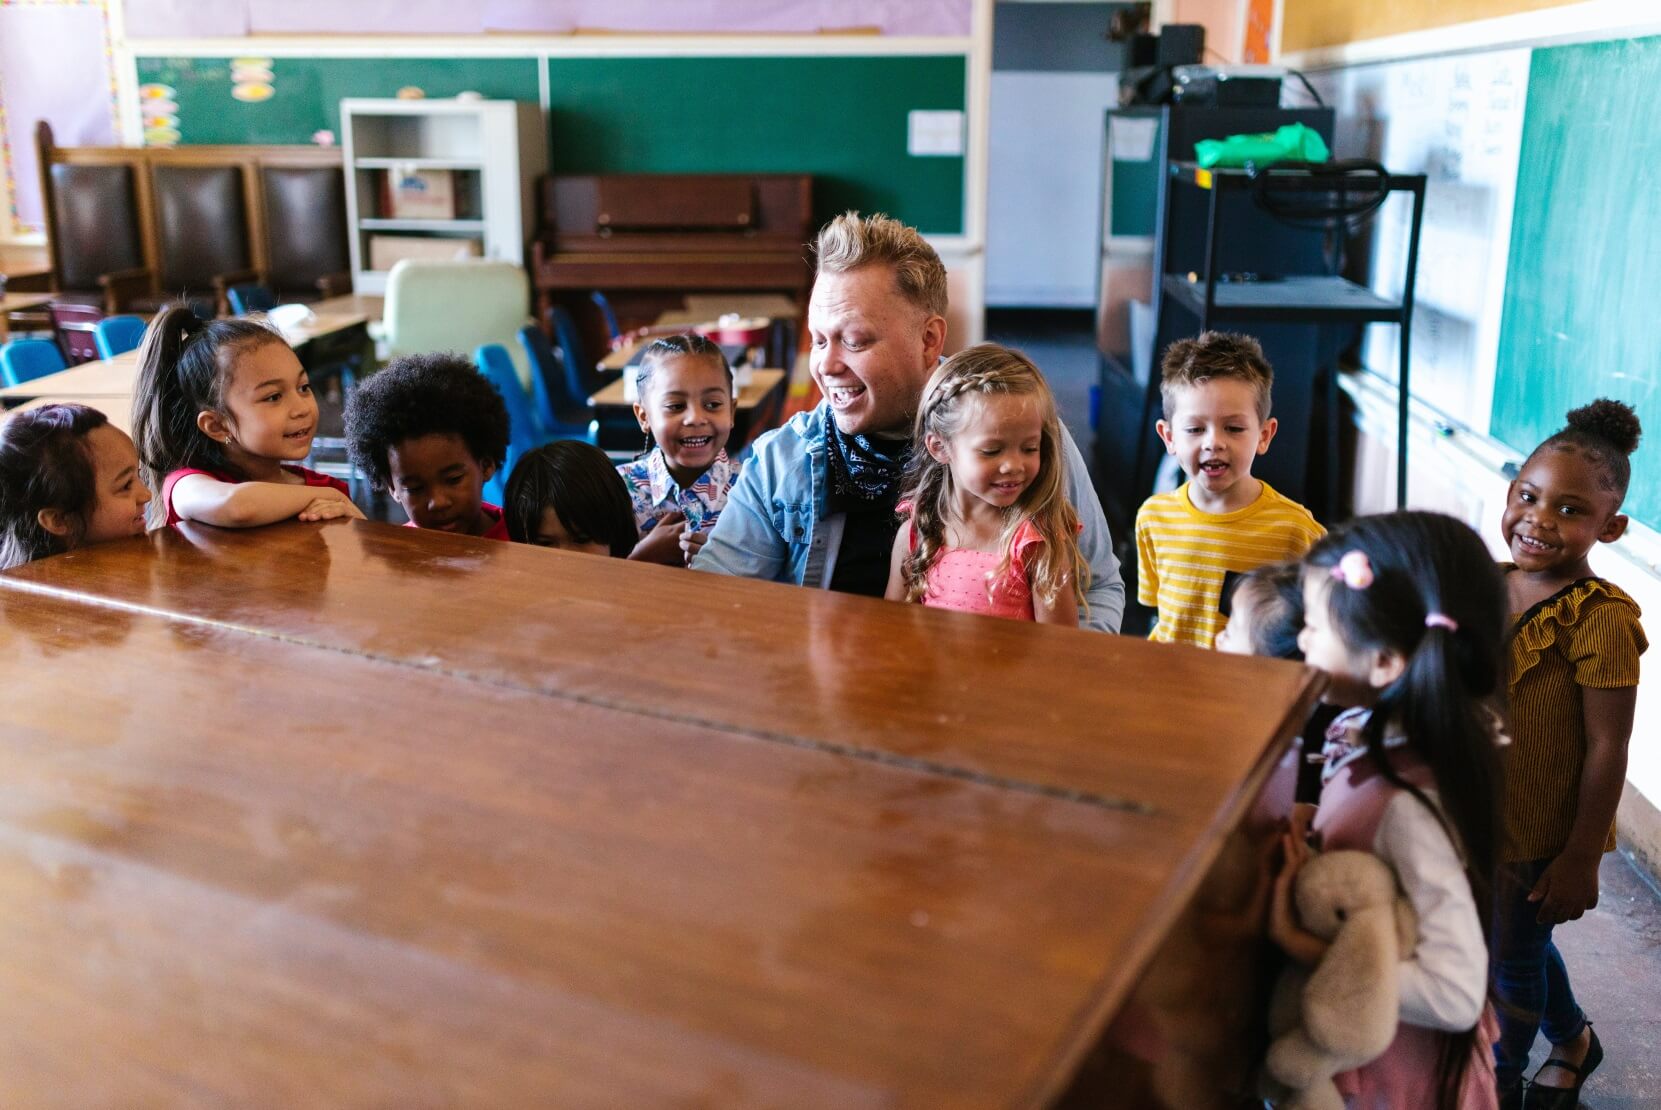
[133, 304, 362, 528]
[345, 352, 512, 540]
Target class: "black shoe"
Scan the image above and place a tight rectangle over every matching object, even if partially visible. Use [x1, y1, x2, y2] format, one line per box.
[1521, 1023, 1603, 1110]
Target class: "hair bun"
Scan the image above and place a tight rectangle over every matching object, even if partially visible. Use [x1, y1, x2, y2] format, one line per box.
[1565, 398, 1642, 456]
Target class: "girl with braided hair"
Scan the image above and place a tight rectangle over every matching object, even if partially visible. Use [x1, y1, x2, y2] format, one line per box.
[883, 343, 1088, 624]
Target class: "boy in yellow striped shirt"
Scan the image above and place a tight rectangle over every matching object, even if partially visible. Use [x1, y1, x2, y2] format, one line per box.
[1135, 332, 1324, 646]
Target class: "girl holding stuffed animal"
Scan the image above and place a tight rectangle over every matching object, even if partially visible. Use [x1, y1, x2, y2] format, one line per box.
[1491, 400, 1645, 1109]
[1270, 511, 1506, 1109]
[885, 343, 1088, 624]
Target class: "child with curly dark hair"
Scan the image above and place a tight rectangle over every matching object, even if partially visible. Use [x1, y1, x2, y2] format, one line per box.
[344, 352, 512, 540]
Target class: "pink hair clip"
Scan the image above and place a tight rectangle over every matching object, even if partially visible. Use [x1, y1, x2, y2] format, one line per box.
[1425, 613, 1459, 633]
[1329, 550, 1374, 590]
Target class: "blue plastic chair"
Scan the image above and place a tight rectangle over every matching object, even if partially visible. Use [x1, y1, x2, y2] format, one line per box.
[589, 291, 622, 343]
[517, 324, 596, 441]
[475, 343, 552, 505]
[548, 304, 607, 398]
[227, 282, 278, 316]
[1, 338, 68, 387]
[93, 315, 146, 360]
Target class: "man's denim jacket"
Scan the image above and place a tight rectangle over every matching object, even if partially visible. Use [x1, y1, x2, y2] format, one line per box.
[692, 403, 1126, 632]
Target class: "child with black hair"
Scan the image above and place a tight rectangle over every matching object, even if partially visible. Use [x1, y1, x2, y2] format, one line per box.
[1271, 511, 1506, 1109]
[345, 353, 512, 540]
[1215, 563, 1303, 659]
[618, 334, 739, 565]
[1216, 563, 1338, 804]
[1492, 400, 1646, 1108]
[1, 404, 152, 569]
[133, 304, 362, 528]
[504, 440, 638, 557]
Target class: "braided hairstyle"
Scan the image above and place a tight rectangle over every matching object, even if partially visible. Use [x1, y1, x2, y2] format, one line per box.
[1526, 398, 1642, 500]
[897, 343, 1088, 611]
[1304, 510, 1506, 1110]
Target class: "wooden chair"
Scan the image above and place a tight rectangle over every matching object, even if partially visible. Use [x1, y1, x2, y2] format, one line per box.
[35, 122, 349, 317]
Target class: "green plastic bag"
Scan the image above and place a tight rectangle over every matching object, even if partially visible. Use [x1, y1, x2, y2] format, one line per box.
[1194, 123, 1330, 169]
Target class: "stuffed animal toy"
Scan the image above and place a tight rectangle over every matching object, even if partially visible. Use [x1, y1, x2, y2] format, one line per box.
[1264, 849, 1418, 1110]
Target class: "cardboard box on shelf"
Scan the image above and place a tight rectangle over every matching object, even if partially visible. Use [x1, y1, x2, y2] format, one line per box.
[381, 168, 458, 220]
[369, 234, 483, 272]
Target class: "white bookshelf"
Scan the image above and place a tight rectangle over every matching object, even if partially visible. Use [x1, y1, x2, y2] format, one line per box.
[340, 98, 546, 296]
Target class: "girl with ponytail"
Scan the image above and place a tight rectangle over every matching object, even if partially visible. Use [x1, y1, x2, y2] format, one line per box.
[1491, 399, 1644, 1107]
[884, 343, 1088, 624]
[131, 303, 362, 528]
[1269, 510, 1506, 1109]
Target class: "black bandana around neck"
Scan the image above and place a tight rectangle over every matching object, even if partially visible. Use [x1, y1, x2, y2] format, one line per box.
[825, 420, 912, 511]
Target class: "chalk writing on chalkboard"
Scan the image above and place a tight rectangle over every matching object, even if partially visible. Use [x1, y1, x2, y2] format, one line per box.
[1318, 49, 1531, 436]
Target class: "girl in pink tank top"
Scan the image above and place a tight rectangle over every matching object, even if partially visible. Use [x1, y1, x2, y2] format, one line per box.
[1269, 512, 1507, 1109]
[884, 344, 1087, 624]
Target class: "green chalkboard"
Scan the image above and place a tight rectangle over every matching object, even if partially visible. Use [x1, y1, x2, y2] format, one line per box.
[544, 55, 966, 235]
[134, 56, 540, 145]
[1491, 36, 1661, 529]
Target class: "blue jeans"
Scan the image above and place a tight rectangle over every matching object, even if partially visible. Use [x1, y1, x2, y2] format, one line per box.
[1491, 858, 1589, 1089]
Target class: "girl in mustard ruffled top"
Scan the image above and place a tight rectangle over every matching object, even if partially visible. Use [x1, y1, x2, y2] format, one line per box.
[1492, 399, 1647, 1109]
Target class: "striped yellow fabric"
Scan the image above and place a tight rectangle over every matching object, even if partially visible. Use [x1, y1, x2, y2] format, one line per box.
[1504, 573, 1646, 862]
[1135, 481, 1324, 647]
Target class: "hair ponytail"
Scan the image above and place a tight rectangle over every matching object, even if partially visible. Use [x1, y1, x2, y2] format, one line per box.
[131, 303, 285, 514]
[1305, 511, 1506, 1110]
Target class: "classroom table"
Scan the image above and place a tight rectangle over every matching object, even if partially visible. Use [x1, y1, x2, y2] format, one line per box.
[0, 349, 140, 406]
[590, 368, 787, 455]
[274, 293, 383, 346]
[0, 296, 383, 410]
[0, 290, 57, 342]
[0, 520, 1321, 1107]
[601, 302, 794, 373]
[6, 395, 134, 435]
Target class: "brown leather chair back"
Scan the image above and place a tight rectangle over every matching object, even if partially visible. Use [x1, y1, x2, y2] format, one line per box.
[48, 164, 144, 292]
[261, 165, 349, 297]
[153, 165, 251, 293]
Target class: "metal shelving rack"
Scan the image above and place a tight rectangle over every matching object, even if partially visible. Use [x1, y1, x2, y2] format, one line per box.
[1151, 161, 1428, 509]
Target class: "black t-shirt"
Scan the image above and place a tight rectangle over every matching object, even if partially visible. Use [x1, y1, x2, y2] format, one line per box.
[823, 424, 909, 598]
[829, 499, 903, 597]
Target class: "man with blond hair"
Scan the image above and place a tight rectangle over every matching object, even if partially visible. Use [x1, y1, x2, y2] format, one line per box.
[693, 211, 1124, 631]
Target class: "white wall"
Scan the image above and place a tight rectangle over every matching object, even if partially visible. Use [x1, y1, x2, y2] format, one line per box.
[985, 71, 1120, 307]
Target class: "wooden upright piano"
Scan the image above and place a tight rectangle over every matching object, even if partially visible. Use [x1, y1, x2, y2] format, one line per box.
[0, 521, 1319, 1107]
[530, 173, 815, 340]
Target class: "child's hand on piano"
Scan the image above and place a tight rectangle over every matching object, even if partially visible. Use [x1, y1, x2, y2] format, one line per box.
[297, 496, 365, 522]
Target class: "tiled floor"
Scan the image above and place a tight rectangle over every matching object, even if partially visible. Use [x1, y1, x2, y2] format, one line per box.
[987, 308, 1661, 1108]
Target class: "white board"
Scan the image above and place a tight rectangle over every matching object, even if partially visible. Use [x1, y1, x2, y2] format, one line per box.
[1314, 49, 1531, 436]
